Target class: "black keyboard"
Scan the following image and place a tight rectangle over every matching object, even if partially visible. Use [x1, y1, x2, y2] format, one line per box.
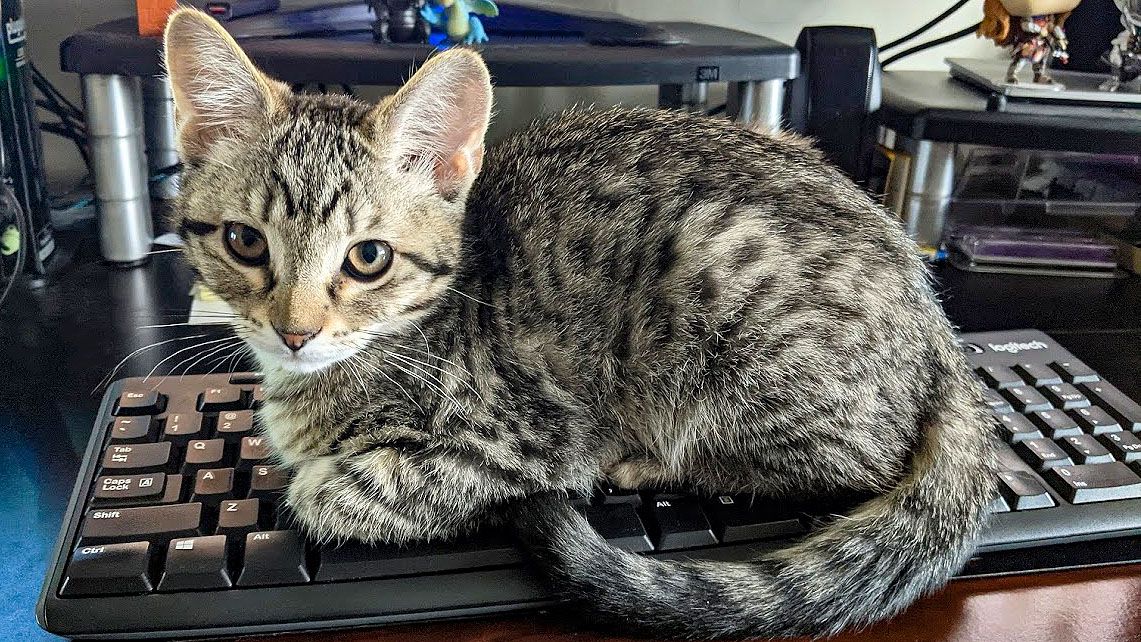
[37, 329, 1141, 639]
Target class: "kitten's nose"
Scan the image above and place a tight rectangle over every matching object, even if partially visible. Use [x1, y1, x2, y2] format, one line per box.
[275, 327, 320, 352]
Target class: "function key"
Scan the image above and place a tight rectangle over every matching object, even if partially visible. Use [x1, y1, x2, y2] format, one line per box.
[162, 413, 206, 445]
[60, 542, 153, 596]
[216, 410, 255, 441]
[198, 386, 245, 412]
[229, 373, 264, 385]
[109, 416, 155, 443]
[993, 412, 1042, 443]
[1027, 409, 1081, 439]
[996, 471, 1056, 511]
[113, 390, 167, 417]
[1043, 462, 1141, 504]
[1058, 434, 1116, 465]
[1041, 383, 1091, 410]
[80, 503, 203, 544]
[93, 473, 167, 506]
[236, 531, 310, 587]
[1001, 386, 1052, 413]
[183, 439, 227, 475]
[1014, 364, 1063, 387]
[1014, 438, 1073, 472]
[1079, 381, 1141, 432]
[1099, 432, 1141, 463]
[983, 388, 1014, 414]
[976, 365, 1022, 390]
[157, 535, 232, 592]
[248, 385, 265, 408]
[101, 442, 172, 474]
[1070, 406, 1122, 435]
[1050, 359, 1099, 384]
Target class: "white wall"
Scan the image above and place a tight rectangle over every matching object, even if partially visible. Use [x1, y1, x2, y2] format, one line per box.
[26, 0, 1002, 188]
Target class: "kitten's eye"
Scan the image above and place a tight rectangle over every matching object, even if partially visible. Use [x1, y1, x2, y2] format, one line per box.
[343, 240, 394, 280]
[223, 222, 269, 266]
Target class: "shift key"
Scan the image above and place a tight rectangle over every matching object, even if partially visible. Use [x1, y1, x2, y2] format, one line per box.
[81, 503, 203, 544]
[101, 442, 171, 473]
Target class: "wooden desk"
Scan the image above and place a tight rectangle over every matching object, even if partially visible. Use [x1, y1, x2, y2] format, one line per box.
[240, 564, 1141, 641]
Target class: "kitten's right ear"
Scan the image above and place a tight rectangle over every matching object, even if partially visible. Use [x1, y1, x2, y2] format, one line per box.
[163, 8, 286, 162]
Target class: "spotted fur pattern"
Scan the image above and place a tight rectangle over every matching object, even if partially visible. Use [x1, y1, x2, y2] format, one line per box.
[165, 8, 996, 638]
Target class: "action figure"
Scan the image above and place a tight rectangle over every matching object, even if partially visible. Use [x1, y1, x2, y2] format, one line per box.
[421, 0, 499, 45]
[977, 0, 1081, 85]
[368, 0, 431, 43]
[1101, 0, 1141, 91]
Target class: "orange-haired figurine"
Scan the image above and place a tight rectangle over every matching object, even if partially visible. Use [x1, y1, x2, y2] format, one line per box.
[978, 0, 1082, 85]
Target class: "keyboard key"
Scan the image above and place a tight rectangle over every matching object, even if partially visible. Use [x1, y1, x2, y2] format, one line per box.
[238, 436, 271, 470]
[229, 373, 264, 384]
[199, 386, 245, 412]
[989, 496, 1011, 513]
[81, 503, 202, 543]
[997, 471, 1056, 510]
[237, 531, 310, 586]
[216, 498, 261, 539]
[316, 533, 523, 582]
[583, 503, 653, 552]
[109, 416, 155, 443]
[994, 412, 1042, 443]
[250, 385, 265, 407]
[646, 496, 717, 550]
[184, 439, 227, 474]
[1050, 359, 1099, 384]
[1043, 463, 1141, 504]
[598, 484, 643, 506]
[114, 390, 166, 416]
[158, 535, 232, 591]
[93, 473, 166, 506]
[101, 442, 172, 473]
[158, 474, 185, 504]
[702, 495, 806, 542]
[192, 468, 234, 507]
[1028, 409, 1082, 439]
[1014, 438, 1073, 471]
[215, 410, 255, 441]
[60, 542, 153, 596]
[982, 388, 1014, 414]
[1100, 431, 1141, 463]
[1040, 383, 1091, 410]
[1058, 434, 1116, 465]
[1070, 406, 1122, 435]
[1080, 381, 1141, 432]
[248, 465, 290, 500]
[162, 413, 205, 445]
[976, 365, 1022, 389]
[1014, 363, 1063, 387]
[1001, 386, 1052, 413]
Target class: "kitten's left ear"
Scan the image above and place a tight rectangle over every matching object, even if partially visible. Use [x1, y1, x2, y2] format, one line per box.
[375, 49, 493, 200]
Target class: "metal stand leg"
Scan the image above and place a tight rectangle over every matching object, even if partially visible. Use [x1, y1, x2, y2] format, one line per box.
[658, 83, 709, 113]
[83, 74, 153, 265]
[899, 139, 955, 245]
[141, 77, 180, 200]
[727, 80, 785, 131]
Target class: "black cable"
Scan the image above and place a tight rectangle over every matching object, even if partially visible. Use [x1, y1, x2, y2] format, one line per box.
[0, 183, 27, 312]
[880, 0, 972, 52]
[881, 22, 981, 68]
[40, 122, 91, 168]
[31, 64, 82, 119]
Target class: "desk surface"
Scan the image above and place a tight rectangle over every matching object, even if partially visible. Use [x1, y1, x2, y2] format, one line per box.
[3, 230, 1141, 641]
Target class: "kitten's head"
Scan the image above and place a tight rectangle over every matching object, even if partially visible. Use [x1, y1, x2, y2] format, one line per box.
[163, 8, 491, 373]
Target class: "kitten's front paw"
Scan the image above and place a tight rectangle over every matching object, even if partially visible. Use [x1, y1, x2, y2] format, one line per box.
[603, 457, 673, 489]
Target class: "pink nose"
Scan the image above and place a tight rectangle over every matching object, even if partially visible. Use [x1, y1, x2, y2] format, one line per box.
[275, 328, 319, 352]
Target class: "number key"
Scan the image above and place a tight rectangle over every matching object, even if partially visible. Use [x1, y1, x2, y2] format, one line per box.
[162, 413, 205, 444]
[1014, 363, 1063, 387]
[1050, 359, 1099, 384]
[1070, 406, 1122, 435]
[994, 412, 1042, 443]
[1001, 386, 1052, 413]
[1100, 431, 1141, 463]
[215, 410, 254, 442]
[1028, 409, 1082, 439]
[977, 365, 1022, 389]
[1058, 434, 1115, 465]
[1014, 438, 1073, 471]
[1041, 383, 1091, 410]
[983, 388, 1014, 414]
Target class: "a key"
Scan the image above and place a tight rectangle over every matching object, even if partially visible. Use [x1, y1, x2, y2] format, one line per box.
[976, 365, 1022, 389]
[80, 503, 202, 543]
[996, 471, 1056, 510]
[236, 531, 310, 586]
[1001, 386, 1052, 413]
[1070, 406, 1122, 435]
[216, 498, 261, 539]
[702, 495, 805, 542]
[157, 535, 232, 591]
[1058, 434, 1116, 465]
[1014, 363, 1063, 387]
[114, 390, 166, 416]
[60, 542, 153, 596]
[1028, 409, 1082, 439]
[983, 388, 1014, 414]
[1050, 359, 1099, 384]
[93, 473, 166, 506]
[1040, 383, 1091, 410]
[162, 413, 205, 445]
[316, 533, 523, 581]
[238, 436, 271, 470]
[1100, 431, 1141, 463]
[1014, 438, 1073, 471]
[199, 387, 245, 412]
[183, 439, 227, 475]
[192, 468, 234, 506]
[109, 416, 155, 443]
[994, 412, 1042, 443]
[215, 410, 255, 441]
[101, 442, 172, 473]
[1079, 381, 1141, 432]
[646, 496, 717, 550]
[583, 503, 653, 552]
[248, 465, 290, 499]
[1043, 462, 1141, 504]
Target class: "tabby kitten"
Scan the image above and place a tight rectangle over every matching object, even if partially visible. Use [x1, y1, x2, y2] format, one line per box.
[164, 8, 995, 639]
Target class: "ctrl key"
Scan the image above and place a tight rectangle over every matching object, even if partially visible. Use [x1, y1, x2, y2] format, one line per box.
[61, 542, 153, 596]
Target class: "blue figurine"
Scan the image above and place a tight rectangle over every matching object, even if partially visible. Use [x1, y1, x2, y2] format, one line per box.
[421, 0, 499, 44]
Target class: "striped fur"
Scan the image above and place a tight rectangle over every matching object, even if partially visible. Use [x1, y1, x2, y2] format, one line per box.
[165, 9, 996, 638]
